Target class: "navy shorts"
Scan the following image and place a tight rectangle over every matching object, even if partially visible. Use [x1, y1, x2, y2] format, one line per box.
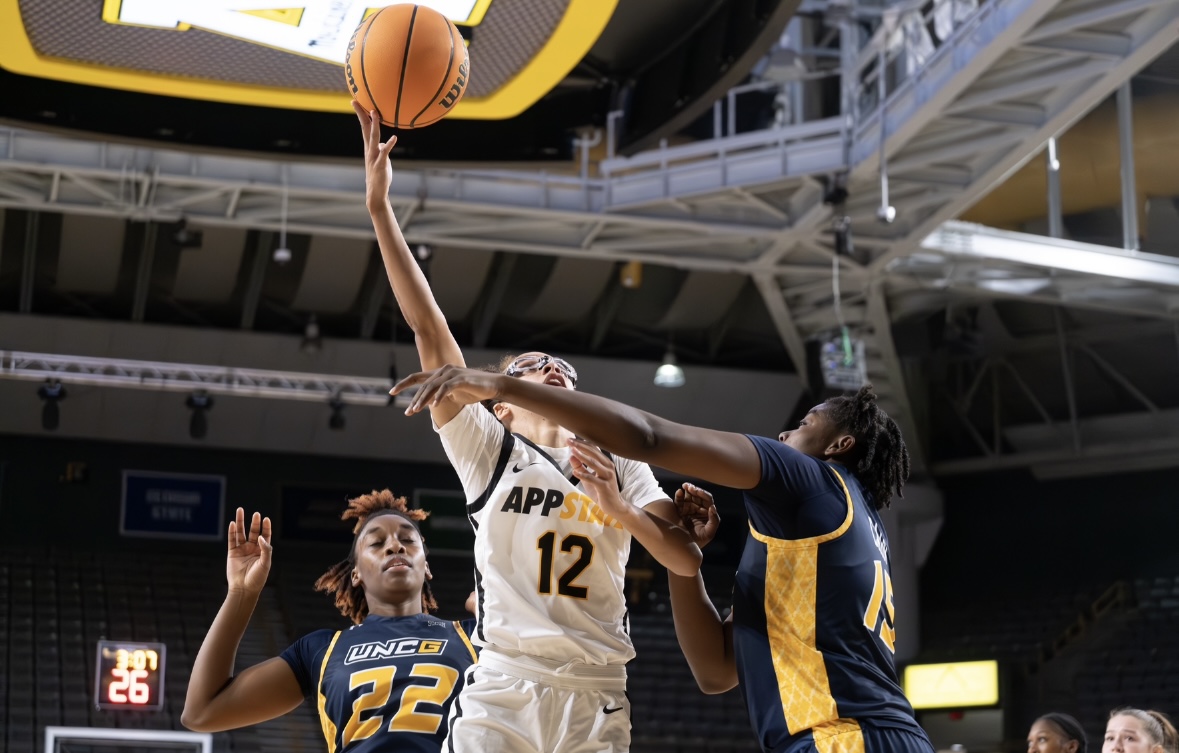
[781, 723, 935, 753]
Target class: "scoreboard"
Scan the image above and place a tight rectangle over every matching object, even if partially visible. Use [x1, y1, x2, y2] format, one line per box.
[94, 641, 167, 711]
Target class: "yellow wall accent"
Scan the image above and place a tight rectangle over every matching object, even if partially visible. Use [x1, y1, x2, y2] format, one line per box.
[316, 631, 343, 753]
[0, 0, 617, 119]
[747, 467, 855, 735]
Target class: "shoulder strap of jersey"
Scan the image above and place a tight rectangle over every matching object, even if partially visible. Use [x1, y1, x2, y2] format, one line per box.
[468, 421, 514, 517]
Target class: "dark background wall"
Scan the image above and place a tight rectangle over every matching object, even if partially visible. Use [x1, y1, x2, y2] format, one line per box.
[922, 468, 1179, 609]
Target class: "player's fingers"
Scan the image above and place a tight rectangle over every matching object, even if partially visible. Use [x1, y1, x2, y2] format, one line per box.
[352, 100, 369, 133]
[390, 369, 431, 397]
[227, 520, 236, 551]
[262, 516, 272, 544]
[368, 110, 380, 149]
[379, 135, 398, 159]
[248, 511, 261, 542]
[258, 535, 273, 567]
[568, 441, 615, 476]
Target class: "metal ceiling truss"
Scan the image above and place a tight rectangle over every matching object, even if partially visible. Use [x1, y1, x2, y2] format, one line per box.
[1, 0, 1177, 475]
[0, 351, 395, 406]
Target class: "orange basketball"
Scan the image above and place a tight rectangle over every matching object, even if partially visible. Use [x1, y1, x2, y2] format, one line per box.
[344, 4, 470, 129]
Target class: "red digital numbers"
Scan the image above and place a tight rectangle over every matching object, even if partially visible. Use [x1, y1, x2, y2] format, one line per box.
[96, 642, 165, 710]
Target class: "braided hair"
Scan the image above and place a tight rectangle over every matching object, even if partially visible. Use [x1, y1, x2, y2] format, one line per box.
[823, 384, 910, 510]
[313, 489, 438, 624]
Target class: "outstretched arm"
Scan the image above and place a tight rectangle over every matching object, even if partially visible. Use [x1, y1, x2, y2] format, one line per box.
[667, 484, 736, 694]
[356, 102, 465, 426]
[393, 365, 764, 489]
[182, 509, 304, 732]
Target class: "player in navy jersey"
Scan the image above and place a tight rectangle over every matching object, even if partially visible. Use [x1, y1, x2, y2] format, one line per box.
[356, 103, 702, 753]
[392, 370, 935, 753]
[182, 491, 478, 753]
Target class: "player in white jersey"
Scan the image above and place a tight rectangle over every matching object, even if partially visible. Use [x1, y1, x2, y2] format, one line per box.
[355, 104, 704, 753]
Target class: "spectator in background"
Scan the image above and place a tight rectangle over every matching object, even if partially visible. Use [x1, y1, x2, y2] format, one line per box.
[1104, 708, 1178, 753]
[1028, 712, 1087, 753]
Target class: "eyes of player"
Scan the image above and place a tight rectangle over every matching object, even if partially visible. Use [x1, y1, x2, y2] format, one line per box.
[366, 535, 419, 548]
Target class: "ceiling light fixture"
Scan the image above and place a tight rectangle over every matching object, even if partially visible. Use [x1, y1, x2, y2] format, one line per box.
[653, 350, 685, 388]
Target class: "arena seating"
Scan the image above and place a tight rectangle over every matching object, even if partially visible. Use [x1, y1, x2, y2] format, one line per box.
[1071, 575, 1179, 744]
[5, 544, 766, 753]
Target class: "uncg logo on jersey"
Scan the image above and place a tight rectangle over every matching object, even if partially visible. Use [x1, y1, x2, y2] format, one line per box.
[500, 486, 624, 530]
[343, 637, 448, 665]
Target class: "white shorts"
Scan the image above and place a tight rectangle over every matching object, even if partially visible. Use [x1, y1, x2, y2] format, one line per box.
[443, 648, 631, 753]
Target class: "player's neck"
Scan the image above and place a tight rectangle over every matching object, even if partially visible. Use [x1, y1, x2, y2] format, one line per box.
[513, 412, 573, 449]
[365, 597, 424, 619]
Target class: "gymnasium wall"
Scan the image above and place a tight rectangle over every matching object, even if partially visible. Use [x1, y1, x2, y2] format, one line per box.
[922, 468, 1179, 608]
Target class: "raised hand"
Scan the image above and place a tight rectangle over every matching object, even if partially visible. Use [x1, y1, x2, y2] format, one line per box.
[391, 364, 504, 415]
[674, 483, 720, 549]
[226, 507, 273, 596]
[353, 100, 397, 206]
[568, 439, 629, 522]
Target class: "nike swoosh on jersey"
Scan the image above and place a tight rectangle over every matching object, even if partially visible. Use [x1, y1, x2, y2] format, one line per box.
[603, 706, 625, 714]
[512, 461, 541, 473]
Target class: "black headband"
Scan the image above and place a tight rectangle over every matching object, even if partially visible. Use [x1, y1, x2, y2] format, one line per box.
[1039, 713, 1088, 753]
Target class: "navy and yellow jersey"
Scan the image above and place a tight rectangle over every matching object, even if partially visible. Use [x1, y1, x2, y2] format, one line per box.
[280, 614, 479, 753]
[734, 435, 927, 753]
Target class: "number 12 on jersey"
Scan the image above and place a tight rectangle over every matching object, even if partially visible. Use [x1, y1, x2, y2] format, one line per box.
[537, 531, 593, 599]
[862, 560, 896, 653]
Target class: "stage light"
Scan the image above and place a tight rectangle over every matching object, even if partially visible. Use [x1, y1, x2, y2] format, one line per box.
[301, 316, 322, 356]
[171, 219, 203, 248]
[37, 380, 66, 431]
[328, 395, 346, 430]
[653, 351, 685, 388]
[620, 261, 643, 289]
[185, 391, 212, 439]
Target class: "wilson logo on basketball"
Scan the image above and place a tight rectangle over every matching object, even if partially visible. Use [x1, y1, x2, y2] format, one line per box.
[439, 58, 469, 109]
[345, 35, 360, 95]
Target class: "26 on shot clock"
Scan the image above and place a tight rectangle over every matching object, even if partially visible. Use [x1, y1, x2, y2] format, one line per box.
[94, 640, 166, 710]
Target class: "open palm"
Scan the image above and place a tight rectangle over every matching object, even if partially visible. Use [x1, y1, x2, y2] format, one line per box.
[227, 507, 273, 595]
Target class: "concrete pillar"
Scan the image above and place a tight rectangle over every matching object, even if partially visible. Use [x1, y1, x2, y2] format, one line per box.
[879, 482, 944, 663]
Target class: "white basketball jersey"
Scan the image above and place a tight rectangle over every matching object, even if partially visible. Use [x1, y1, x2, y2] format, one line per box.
[436, 404, 667, 666]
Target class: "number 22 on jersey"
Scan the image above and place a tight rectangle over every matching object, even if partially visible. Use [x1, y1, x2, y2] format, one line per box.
[342, 663, 459, 746]
[862, 560, 896, 653]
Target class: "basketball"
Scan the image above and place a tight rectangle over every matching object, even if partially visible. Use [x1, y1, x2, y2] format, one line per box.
[344, 4, 470, 129]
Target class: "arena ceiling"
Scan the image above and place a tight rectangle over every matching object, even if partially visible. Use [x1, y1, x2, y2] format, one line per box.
[0, 0, 801, 161]
[1, 0, 1179, 482]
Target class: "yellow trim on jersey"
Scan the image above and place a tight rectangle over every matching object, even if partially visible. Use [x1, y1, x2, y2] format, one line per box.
[452, 621, 478, 663]
[814, 719, 866, 753]
[748, 466, 855, 735]
[0, 0, 617, 119]
[317, 630, 343, 752]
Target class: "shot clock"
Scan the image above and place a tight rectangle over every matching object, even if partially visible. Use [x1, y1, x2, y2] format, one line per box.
[94, 640, 166, 710]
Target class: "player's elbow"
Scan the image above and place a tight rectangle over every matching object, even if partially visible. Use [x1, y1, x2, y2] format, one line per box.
[180, 707, 207, 732]
[695, 672, 738, 695]
[180, 703, 222, 733]
[689, 658, 738, 695]
[666, 546, 703, 578]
